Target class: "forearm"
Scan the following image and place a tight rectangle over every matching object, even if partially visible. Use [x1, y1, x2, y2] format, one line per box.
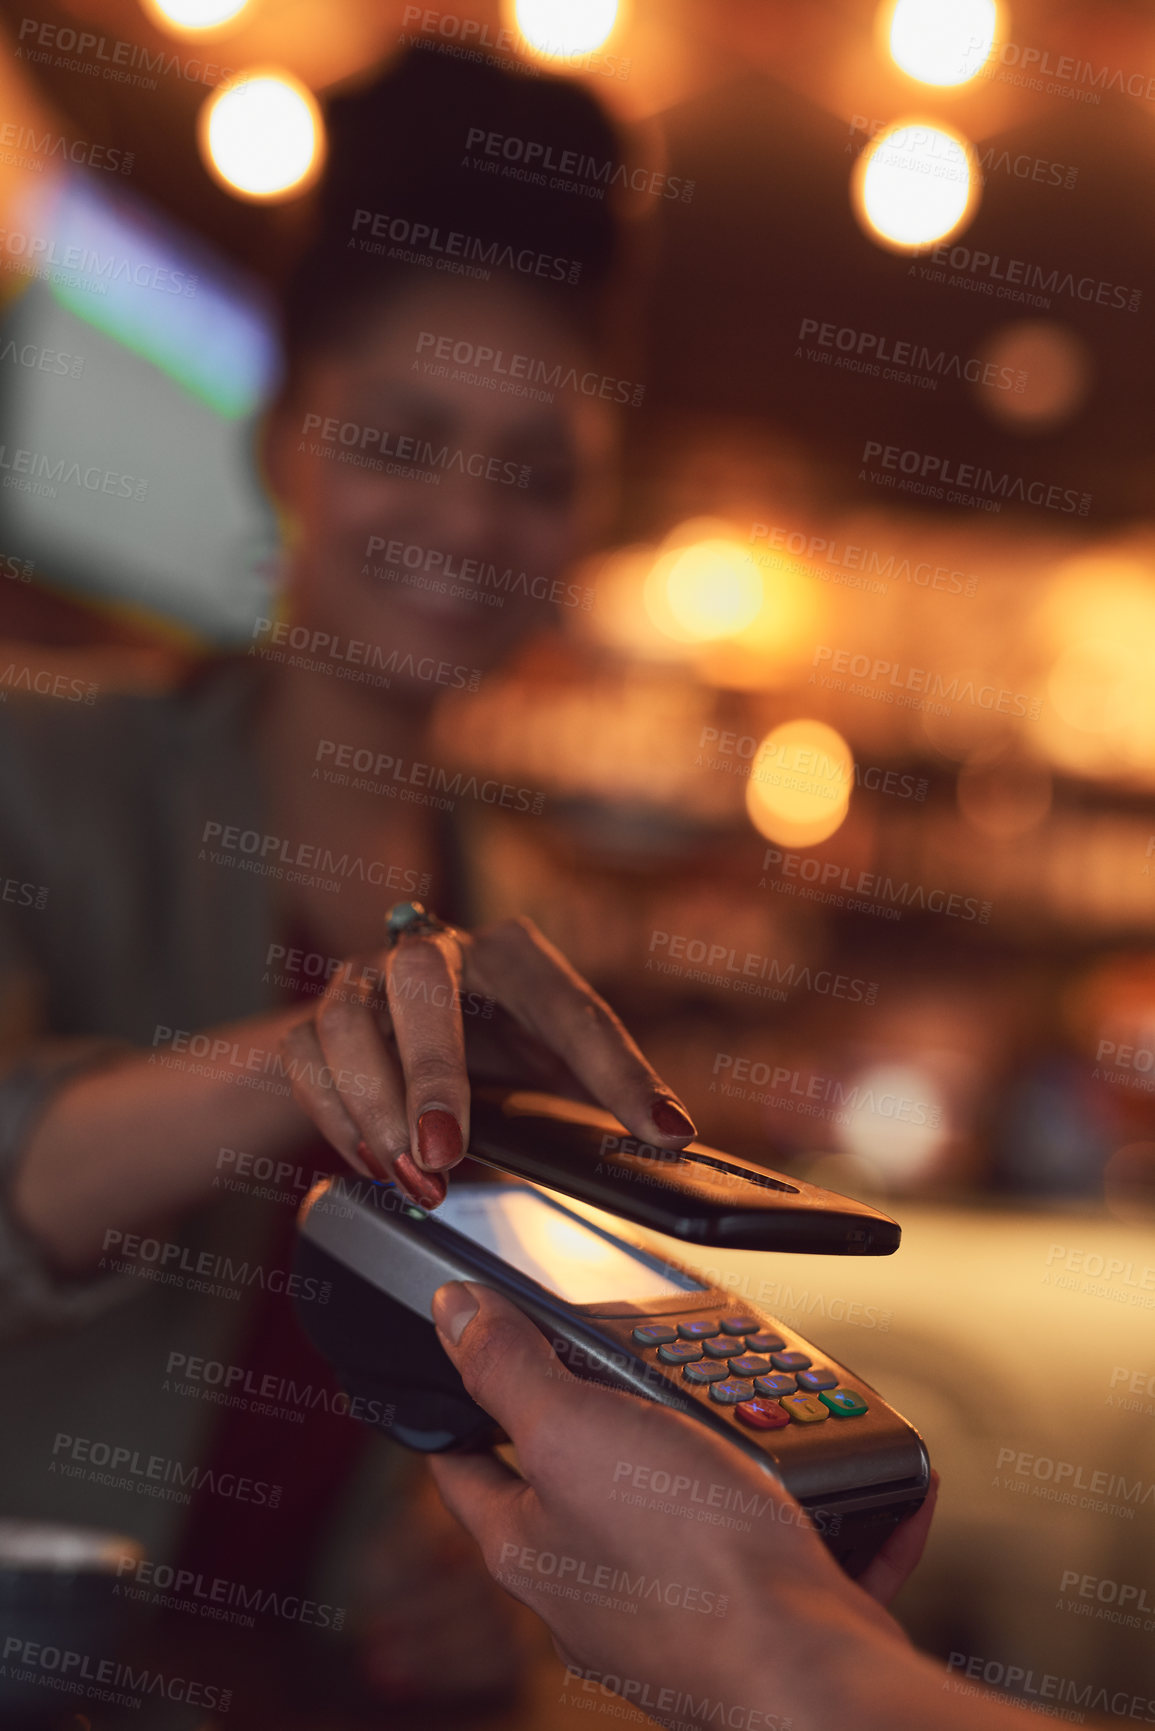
[761, 1602, 1074, 1731]
[9, 1008, 311, 1272]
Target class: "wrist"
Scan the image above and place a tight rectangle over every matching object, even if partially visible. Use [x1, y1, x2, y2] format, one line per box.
[733, 1581, 914, 1731]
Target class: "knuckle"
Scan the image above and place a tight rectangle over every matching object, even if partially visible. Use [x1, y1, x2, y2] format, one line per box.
[489, 914, 541, 951]
[314, 994, 365, 1042]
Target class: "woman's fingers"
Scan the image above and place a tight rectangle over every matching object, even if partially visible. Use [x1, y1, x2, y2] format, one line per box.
[308, 966, 446, 1209]
[463, 917, 696, 1147]
[385, 928, 471, 1174]
[279, 1018, 371, 1173]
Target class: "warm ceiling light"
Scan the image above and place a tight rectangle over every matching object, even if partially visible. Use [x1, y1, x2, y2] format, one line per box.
[508, 0, 621, 58]
[853, 120, 978, 252]
[644, 525, 763, 643]
[745, 718, 853, 848]
[885, 0, 997, 87]
[141, 0, 248, 29]
[199, 71, 324, 202]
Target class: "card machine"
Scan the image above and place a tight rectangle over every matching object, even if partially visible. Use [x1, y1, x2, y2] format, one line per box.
[293, 1089, 930, 1578]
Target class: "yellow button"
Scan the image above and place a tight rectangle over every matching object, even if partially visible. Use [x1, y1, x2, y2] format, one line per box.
[780, 1393, 829, 1425]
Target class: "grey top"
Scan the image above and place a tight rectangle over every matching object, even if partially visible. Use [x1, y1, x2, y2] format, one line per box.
[0, 660, 286, 1553]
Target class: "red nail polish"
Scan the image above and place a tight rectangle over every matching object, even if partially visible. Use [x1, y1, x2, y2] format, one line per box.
[652, 1098, 695, 1140]
[356, 1139, 390, 1181]
[417, 1108, 463, 1171]
[395, 1152, 447, 1210]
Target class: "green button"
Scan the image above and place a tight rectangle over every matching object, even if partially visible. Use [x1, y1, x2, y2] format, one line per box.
[819, 1388, 868, 1418]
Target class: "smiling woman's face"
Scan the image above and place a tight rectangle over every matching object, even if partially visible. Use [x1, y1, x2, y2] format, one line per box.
[266, 274, 611, 695]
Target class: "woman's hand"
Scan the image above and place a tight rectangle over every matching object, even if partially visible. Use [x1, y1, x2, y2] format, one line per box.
[278, 913, 695, 1208]
[426, 1282, 937, 1731]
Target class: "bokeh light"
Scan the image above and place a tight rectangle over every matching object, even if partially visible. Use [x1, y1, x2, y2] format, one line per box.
[976, 321, 1093, 432]
[852, 120, 979, 252]
[885, 0, 997, 87]
[645, 529, 763, 642]
[141, 0, 248, 29]
[508, 0, 621, 58]
[199, 71, 324, 202]
[1034, 557, 1155, 780]
[834, 1063, 949, 1185]
[744, 718, 853, 848]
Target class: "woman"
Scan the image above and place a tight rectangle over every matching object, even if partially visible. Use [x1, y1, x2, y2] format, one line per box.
[0, 45, 692, 1706]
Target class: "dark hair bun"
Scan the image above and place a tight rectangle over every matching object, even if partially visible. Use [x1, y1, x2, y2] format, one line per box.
[281, 43, 624, 360]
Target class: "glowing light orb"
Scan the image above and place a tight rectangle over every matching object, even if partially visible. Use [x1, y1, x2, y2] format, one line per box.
[886, 0, 997, 86]
[853, 120, 978, 252]
[509, 0, 620, 58]
[200, 71, 323, 202]
[744, 718, 853, 848]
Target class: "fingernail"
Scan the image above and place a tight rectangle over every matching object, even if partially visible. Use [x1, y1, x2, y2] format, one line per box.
[417, 1108, 463, 1171]
[651, 1097, 696, 1140]
[356, 1139, 391, 1182]
[432, 1280, 478, 1344]
[394, 1152, 447, 1211]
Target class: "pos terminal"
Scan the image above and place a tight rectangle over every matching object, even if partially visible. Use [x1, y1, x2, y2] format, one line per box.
[293, 1090, 929, 1579]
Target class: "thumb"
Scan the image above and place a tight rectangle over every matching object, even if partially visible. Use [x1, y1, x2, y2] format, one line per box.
[431, 1281, 578, 1444]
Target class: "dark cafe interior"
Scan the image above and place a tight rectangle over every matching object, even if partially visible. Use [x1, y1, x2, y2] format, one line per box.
[0, 0, 1153, 1727]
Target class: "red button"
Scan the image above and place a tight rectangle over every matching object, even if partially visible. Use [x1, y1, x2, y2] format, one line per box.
[735, 1397, 791, 1431]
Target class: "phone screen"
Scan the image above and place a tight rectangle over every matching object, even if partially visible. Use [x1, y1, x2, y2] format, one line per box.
[436, 1183, 707, 1304]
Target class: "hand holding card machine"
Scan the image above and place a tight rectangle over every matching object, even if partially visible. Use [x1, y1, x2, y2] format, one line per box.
[293, 1090, 930, 1578]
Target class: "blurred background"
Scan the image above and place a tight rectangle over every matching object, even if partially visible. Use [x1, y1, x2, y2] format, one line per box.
[0, 0, 1154, 1725]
